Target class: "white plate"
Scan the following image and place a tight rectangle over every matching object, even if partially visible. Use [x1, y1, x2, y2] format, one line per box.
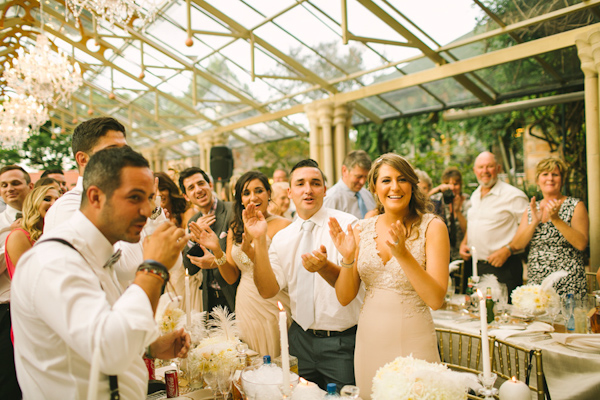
[432, 310, 459, 320]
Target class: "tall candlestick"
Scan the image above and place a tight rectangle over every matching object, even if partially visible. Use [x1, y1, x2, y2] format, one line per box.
[471, 246, 478, 278]
[278, 301, 291, 396]
[185, 269, 191, 328]
[477, 289, 491, 379]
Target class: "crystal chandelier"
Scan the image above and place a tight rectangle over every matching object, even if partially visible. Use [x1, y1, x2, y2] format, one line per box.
[2, 34, 83, 107]
[0, 96, 49, 147]
[65, 0, 161, 27]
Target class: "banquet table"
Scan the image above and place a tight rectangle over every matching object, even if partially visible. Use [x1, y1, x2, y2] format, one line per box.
[431, 308, 600, 400]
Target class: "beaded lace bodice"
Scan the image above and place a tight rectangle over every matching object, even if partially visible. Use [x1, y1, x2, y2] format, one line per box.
[357, 214, 436, 313]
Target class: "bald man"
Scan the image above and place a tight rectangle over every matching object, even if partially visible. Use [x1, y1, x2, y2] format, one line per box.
[459, 152, 528, 297]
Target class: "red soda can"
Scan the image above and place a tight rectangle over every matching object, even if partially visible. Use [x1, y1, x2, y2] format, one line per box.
[143, 356, 155, 380]
[165, 369, 179, 398]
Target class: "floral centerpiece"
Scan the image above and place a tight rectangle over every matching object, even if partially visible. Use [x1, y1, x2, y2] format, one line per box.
[187, 306, 241, 388]
[372, 355, 472, 400]
[511, 271, 565, 316]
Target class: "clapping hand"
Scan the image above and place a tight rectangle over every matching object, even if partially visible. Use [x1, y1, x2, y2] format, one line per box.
[302, 245, 328, 273]
[530, 196, 542, 225]
[240, 232, 255, 260]
[242, 203, 268, 239]
[546, 198, 563, 221]
[387, 220, 409, 259]
[189, 221, 220, 252]
[328, 217, 356, 261]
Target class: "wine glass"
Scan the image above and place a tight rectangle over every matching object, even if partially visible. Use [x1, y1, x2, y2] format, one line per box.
[445, 276, 455, 304]
[497, 284, 509, 323]
[203, 370, 218, 398]
[217, 367, 235, 400]
[340, 385, 360, 399]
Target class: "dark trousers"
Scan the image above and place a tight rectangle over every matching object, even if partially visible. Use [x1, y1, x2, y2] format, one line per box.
[0, 304, 21, 400]
[288, 320, 356, 392]
[478, 255, 523, 302]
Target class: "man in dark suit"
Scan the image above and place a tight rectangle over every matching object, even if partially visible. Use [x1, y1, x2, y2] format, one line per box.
[179, 167, 237, 313]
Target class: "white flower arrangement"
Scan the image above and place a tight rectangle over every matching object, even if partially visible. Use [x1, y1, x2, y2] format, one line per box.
[372, 355, 469, 400]
[187, 306, 242, 374]
[511, 271, 565, 316]
[155, 295, 186, 334]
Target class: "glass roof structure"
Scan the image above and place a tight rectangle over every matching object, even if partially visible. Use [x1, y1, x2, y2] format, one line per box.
[1, 0, 598, 160]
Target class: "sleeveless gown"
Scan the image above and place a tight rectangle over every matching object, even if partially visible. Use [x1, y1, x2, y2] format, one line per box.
[355, 214, 440, 399]
[231, 218, 291, 357]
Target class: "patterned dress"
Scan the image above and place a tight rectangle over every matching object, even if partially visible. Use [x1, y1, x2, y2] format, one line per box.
[354, 214, 440, 399]
[526, 197, 586, 297]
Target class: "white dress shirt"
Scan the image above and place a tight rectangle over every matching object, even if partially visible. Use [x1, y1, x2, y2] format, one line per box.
[0, 204, 20, 303]
[43, 176, 84, 234]
[467, 180, 528, 259]
[11, 211, 158, 400]
[269, 206, 363, 331]
[43, 175, 167, 288]
[323, 180, 376, 219]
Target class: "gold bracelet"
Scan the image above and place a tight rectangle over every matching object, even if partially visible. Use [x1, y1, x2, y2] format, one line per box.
[340, 259, 355, 269]
[215, 252, 227, 266]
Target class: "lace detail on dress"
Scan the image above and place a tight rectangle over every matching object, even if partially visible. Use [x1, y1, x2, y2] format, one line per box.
[357, 214, 437, 316]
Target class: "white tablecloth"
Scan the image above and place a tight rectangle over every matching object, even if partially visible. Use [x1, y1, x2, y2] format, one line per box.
[432, 309, 600, 400]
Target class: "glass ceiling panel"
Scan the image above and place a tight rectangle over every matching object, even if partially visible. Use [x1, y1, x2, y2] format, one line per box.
[421, 78, 479, 106]
[204, 0, 264, 28]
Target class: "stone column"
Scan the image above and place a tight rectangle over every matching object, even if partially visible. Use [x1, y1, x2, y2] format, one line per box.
[333, 103, 354, 180]
[577, 29, 600, 272]
[305, 103, 321, 163]
[318, 102, 334, 185]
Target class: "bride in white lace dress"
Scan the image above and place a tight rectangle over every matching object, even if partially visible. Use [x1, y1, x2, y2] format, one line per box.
[191, 171, 291, 356]
[329, 154, 449, 399]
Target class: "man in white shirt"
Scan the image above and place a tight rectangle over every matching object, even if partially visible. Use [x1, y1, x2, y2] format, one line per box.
[0, 165, 33, 399]
[11, 146, 191, 400]
[246, 159, 362, 391]
[459, 151, 529, 296]
[323, 150, 375, 219]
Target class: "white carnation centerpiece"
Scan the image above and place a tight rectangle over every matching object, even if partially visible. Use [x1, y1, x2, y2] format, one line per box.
[372, 355, 471, 400]
[511, 271, 565, 316]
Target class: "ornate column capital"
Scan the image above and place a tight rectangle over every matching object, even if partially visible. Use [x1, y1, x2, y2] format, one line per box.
[576, 28, 600, 77]
[317, 102, 334, 127]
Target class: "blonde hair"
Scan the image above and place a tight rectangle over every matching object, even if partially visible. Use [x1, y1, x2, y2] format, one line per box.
[535, 157, 568, 183]
[21, 185, 57, 241]
[367, 153, 430, 230]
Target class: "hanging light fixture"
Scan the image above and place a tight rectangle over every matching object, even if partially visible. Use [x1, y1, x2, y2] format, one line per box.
[65, 0, 161, 28]
[0, 95, 49, 147]
[2, 1, 82, 108]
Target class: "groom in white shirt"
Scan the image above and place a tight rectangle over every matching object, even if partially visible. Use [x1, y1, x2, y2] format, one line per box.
[246, 159, 362, 391]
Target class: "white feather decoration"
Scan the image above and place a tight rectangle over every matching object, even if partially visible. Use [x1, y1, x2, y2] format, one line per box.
[540, 270, 569, 292]
[208, 305, 240, 341]
[189, 310, 208, 344]
[476, 274, 501, 301]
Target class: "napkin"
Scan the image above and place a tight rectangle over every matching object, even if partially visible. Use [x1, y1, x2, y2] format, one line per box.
[490, 321, 553, 341]
[553, 333, 600, 352]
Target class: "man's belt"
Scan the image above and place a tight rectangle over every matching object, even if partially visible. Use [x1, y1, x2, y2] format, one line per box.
[307, 325, 357, 338]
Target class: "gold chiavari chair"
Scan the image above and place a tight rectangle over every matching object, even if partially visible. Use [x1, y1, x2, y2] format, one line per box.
[492, 337, 547, 400]
[436, 328, 493, 399]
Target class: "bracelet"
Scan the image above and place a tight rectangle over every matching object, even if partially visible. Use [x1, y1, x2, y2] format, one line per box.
[504, 244, 513, 255]
[340, 259, 355, 269]
[138, 260, 170, 294]
[215, 252, 227, 266]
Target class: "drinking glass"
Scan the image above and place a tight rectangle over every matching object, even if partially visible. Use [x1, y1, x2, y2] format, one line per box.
[561, 294, 575, 332]
[217, 367, 235, 400]
[546, 301, 560, 330]
[204, 371, 218, 398]
[445, 277, 455, 303]
[340, 385, 360, 399]
[497, 283, 509, 323]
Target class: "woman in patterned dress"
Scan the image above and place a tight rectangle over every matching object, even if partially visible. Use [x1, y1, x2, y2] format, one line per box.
[329, 153, 449, 399]
[510, 157, 588, 297]
[190, 171, 291, 356]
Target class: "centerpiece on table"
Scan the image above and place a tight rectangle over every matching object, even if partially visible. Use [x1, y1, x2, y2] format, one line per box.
[187, 306, 241, 390]
[372, 355, 476, 400]
[511, 271, 565, 317]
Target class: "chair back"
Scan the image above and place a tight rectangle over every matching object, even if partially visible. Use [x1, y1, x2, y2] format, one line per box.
[586, 271, 598, 293]
[435, 328, 491, 375]
[492, 337, 546, 400]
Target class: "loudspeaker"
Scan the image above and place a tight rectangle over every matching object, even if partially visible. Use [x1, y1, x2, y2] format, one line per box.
[210, 146, 233, 182]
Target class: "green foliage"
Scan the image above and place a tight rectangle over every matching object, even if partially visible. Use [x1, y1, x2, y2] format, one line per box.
[0, 123, 74, 170]
[252, 137, 309, 177]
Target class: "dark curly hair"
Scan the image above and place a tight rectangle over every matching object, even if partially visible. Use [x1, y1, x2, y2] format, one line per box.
[155, 172, 188, 227]
[230, 171, 271, 244]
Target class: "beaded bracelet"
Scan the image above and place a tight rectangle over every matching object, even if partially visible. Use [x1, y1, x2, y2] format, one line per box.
[340, 259, 355, 269]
